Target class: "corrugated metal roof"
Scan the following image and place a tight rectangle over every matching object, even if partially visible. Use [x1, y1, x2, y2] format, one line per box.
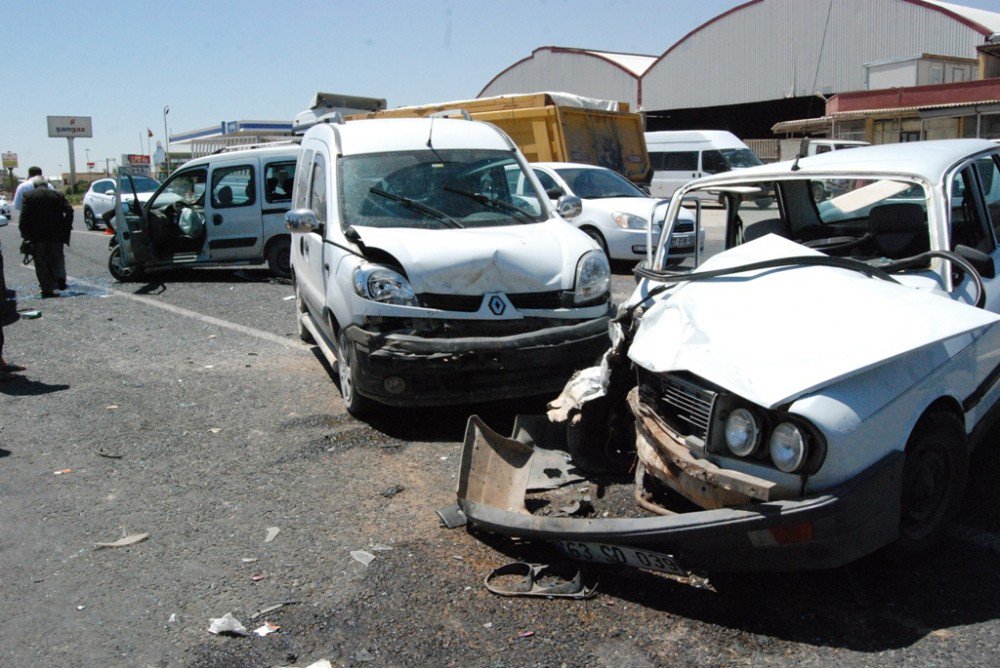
[923, 1, 1000, 34]
[582, 50, 657, 77]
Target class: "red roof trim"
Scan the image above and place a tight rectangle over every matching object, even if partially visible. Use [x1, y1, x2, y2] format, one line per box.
[644, 0, 993, 76]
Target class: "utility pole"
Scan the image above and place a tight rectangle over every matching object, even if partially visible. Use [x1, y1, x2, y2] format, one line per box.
[163, 105, 171, 173]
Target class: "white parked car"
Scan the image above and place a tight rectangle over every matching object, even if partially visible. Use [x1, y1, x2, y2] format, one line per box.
[0, 194, 11, 218]
[287, 116, 613, 415]
[513, 162, 701, 262]
[83, 175, 159, 230]
[456, 139, 1000, 573]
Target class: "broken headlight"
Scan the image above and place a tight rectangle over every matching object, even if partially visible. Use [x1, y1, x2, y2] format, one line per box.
[573, 250, 610, 305]
[353, 264, 418, 306]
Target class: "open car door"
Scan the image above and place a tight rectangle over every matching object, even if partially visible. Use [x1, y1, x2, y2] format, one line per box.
[114, 167, 156, 267]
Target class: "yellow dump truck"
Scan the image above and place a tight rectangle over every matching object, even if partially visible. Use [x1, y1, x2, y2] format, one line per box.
[346, 92, 650, 183]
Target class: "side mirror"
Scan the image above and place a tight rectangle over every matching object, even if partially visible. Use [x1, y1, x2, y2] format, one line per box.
[545, 186, 565, 199]
[285, 208, 320, 233]
[555, 195, 583, 220]
[955, 244, 996, 279]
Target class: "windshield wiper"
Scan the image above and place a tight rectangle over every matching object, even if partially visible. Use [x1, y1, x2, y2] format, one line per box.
[443, 185, 536, 223]
[369, 187, 463, 228]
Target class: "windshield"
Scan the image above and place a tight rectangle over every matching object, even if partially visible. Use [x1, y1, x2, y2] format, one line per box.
[130, 176, 160, 193]
[720, 148, 763, 169]
[554, 167, 647, 199]
[340, 149, 547, 230]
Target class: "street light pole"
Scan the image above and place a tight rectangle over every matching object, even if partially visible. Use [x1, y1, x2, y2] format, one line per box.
[163, 105, 171, 174]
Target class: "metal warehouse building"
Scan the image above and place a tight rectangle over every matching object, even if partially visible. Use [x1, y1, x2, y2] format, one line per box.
[480, 0, 1000, 139]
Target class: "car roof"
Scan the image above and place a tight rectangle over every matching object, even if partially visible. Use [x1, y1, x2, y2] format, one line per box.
[690, 139, 997, 186]
[179, 143, 300, 168]
[307, 118, 514, 156]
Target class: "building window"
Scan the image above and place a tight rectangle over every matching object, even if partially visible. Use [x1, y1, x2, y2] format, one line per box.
[923, 117, 958, 141]
[929, 63, 944, 85]
[872, 118, 900, 144]
[836, 120, 867, 142]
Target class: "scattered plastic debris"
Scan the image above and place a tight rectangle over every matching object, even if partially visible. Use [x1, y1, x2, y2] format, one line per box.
[169, 613, 177, 623]
[97, 450, 124, 459]
[485, 562, 597, 599]
[53, 468, 73, 475]
[483, 622, 493, 629]
[249, 601, 299, 620]
[208, 612, 249, 637]
[351, 550, 376, 567]
[254, 621, 280, 637]
[241, 557, 259, 563]
[251, 573, 268, 582]
[209, 428, 222, 434]
[76, 605, 85, 611]
[106, 405, 118, 410]
[264, 527, 280, 543]
[518, 631, 535, 638]
[370, 544, 393, 552]
[20, 310, 41, 319]
[380, 484, 404, 498]
[283, 295, 296, 301]
[205, 365, 215, 369]
[96, 533, 149, 549]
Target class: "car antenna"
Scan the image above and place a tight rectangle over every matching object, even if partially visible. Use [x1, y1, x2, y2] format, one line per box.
[791, 153, 802, 172]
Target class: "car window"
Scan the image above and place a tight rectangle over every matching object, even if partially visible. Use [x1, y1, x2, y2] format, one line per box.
[651, 151, 698, 172]
[149, 168, 207, 212]
[294, 149, 313, 210]
[975, 156, 1000, 242]
[308, 153, 327, 224]
[532, 169, 560, 194]
[130, 176, 160, 193]
[264, 160, 296, 204]
[554, 167, 645, 199]
[211, 165, 255, 209]
[701, 150, 729, 175]
[720, 148, 763, 169]
[340, 149, 547, 230]
[951, 166, 995, 253]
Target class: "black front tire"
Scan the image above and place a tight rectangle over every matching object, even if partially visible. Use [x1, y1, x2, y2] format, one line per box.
[337, 329, 374, 417]
[108, 246, 142, 282]
[84, 207, 97, 230]
[889, 411, 968, 557]
[266, 237, 292, 278]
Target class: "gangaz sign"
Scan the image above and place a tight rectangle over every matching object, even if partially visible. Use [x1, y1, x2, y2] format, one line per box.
[47, 116, 93, 138]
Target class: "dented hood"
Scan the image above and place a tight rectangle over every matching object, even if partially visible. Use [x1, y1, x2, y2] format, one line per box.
[352, 221, 589, 294]
[628, 235, 1000, 409]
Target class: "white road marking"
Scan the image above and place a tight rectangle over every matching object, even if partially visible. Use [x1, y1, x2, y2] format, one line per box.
[10, 263, 310, 351]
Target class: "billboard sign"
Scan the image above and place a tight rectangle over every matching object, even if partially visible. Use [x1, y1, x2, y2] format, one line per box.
[122, 153, 151, 176]
[47, 115, 93, 138]
[2, 152, 17, 168]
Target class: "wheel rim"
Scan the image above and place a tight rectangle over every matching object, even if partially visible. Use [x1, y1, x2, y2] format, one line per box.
[110, 248, 133, 279]
[901, 442, 950, 539]
[338, 333, 354, 405]
[85, 210, 95, 228]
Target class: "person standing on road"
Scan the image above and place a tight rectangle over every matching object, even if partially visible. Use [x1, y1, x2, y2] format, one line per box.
[18, 176, 73, 297]
[0, 237, 27, 380]
[12, 166, 43, 211]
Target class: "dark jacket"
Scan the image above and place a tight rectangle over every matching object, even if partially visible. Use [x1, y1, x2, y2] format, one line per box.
[19, 186, 74, 245]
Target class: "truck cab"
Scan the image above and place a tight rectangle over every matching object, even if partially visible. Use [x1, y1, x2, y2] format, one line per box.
[287, 116, 613, 414]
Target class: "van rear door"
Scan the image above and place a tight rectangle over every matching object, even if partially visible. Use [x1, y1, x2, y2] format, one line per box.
[205, 158, 264, 261]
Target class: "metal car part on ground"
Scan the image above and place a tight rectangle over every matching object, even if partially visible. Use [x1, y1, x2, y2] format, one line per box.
[452, 139, 1000, 573]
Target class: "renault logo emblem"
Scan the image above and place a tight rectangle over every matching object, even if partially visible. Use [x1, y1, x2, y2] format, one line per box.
[488, 295, 506, 316]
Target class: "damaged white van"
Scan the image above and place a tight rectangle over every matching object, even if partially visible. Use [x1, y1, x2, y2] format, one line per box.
[455, 139, 1000, 573]
[287, 116, 613, 414]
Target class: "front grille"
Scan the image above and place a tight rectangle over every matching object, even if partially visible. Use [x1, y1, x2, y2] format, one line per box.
[674, 221, 694, 233]
[417, 293, 482, 312]
[509, 291, 565, 310]
[417, 290, 602, 312]
[639, 371, 717, 440]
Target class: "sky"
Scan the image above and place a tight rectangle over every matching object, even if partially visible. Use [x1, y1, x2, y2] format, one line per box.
[2, 0, 999, 180]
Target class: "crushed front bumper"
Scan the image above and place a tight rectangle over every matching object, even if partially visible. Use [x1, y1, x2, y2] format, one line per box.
[456, 415, 903, 572]
[345, 316, 611, 406]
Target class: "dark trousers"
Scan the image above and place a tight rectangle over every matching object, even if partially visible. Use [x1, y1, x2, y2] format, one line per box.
[32, 239, 66, 294]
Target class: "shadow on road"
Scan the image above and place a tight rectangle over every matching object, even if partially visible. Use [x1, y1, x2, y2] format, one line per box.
[0, 376, 70, 396]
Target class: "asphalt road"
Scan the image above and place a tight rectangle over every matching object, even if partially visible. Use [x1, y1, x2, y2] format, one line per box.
[1, 209, 999, 667]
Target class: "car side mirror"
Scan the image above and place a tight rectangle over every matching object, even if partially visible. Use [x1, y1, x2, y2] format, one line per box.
[545, 186, 565, 199]
[285, 208, 321, 233]
[555, 195, 582, 219]
[955, 244, 996, 279]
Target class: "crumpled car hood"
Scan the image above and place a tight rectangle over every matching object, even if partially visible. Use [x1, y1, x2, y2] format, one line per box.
[628, 235, 1000, 409]
[352, 221, 589, 294]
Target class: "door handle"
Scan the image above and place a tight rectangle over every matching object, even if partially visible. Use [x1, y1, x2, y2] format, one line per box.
[213, 214, 223, 225]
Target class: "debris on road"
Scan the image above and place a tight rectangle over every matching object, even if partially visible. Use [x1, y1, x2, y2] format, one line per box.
[370, 544, 393, 552]
[97, 450, 123, 459]
[208, 428, 222, 434]
[485, 562, 596, 599]
[251, 573, 268, 581]
[241, 557, 258, 563]
[96, 533, 149, 549]
[53, 468, 73, 475]
[253, 621, 280, 637]
[518, 631, 535, 638]
[264, 527, 280, 543]
[351, 550, 376, 566]
[106, 405, 118, 410]
[249, 601, 299, 620]
[208, 612, 249, 637]
[379, 484, 404, 498]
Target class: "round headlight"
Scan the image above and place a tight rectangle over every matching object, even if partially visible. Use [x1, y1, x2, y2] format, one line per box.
[724, 408, 760, 457]
[573, 250, 610, 304]
[769, 422, 807, 473]
[352, 265, 417, 306]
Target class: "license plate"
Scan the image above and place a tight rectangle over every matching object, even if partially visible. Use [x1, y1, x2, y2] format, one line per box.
[557, 541, 686, 576]
[670, 235, 694, 249]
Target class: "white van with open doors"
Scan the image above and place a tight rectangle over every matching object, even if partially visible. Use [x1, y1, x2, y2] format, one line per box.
[646, 130, 762, 200]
